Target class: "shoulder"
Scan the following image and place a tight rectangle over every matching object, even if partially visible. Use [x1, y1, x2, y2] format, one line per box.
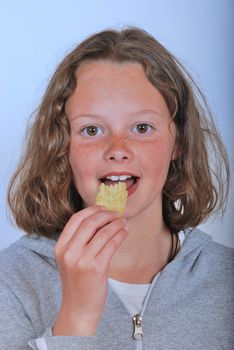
[182, 228, 234, 284]
[0, 237, 30, 279]
[203, 238, 234, 284]
[197, 229, 233, 267]
[184, 228, 233, 258]
[0, 234, 57, 288]
[205, 238, 234, 261]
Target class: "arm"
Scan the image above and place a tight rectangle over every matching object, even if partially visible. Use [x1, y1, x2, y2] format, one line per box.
[0, 206, 128, 349]
[0, 279, 35, 350]
[30, 206, 128, 349]
[0, 259, 98, 350]
[53, 205, 128, 336]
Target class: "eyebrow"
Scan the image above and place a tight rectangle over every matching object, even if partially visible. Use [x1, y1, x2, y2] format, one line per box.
[69, 109, 166, 121]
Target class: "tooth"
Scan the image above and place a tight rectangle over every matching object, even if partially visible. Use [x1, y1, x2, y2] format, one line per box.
[106, 176, 119, 181]
[119, 175, 131, 181]
[105, 175, 133, 181]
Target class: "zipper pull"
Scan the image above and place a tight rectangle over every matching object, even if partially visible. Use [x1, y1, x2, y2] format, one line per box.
[132, 314, 144, 340]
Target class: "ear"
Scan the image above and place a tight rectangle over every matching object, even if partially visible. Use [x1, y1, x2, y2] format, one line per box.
[169, 117, 181, 161]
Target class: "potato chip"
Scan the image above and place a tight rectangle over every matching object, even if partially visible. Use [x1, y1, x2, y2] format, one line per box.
[95, 182, 128, 215]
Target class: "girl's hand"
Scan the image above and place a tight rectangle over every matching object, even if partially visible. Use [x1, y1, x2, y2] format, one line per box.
[53, 205, 129, 336]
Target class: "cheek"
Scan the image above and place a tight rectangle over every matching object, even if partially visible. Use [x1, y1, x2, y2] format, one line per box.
[69, 143, 97, 178]
[142, 142, 173, 176]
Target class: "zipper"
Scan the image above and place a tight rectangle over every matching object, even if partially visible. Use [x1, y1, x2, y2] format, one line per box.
[132, 314, 143, 340]
[132, 313, 143, 349]
[131, 273, 162, 349]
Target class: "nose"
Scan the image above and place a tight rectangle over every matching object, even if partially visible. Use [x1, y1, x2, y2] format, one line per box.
[104, 135, 133, 163]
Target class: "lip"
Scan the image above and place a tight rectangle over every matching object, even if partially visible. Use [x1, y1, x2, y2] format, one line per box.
[127, 177, 140, 196]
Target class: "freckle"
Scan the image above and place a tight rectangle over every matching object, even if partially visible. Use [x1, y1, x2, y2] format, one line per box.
[74, 144, 98, 157]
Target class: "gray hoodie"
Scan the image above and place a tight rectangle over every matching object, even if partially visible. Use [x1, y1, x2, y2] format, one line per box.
[0, 228, 233, 350]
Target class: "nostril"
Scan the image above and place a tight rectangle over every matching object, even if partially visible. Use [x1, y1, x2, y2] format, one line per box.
[109, 155, 128, 160]
[105, 147, 131, 162]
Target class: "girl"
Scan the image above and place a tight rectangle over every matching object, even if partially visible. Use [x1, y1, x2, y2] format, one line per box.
[0, 27, 233, 350]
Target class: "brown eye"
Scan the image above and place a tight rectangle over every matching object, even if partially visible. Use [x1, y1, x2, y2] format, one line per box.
[136, 123, 150, 134]
[86, 126, 98, 136]
[81, 125, 103, 136]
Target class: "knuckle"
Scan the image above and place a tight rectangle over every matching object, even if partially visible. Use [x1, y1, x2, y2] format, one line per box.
[83, 216, 96, 229]
[99, 219, 123, 239]
[54, 244, 63, 259]
[62, 250, 73, 265]
[116, 218, 125, 229]
[110, 230, 126, 248]
[55, 249, 75, 271]
[98, 226, 110, 241]
[69, 212, 81, 224]
[108, 237, 120, 250]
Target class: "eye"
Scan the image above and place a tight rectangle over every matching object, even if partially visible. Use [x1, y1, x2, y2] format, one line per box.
[132, 123, 154, 134]
[80, 125, 103, 137]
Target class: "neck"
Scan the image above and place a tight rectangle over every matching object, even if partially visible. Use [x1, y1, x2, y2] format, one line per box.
[108, 205, 173, 284]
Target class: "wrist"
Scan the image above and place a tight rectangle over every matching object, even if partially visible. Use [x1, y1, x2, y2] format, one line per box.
[53, 308, 98, 336]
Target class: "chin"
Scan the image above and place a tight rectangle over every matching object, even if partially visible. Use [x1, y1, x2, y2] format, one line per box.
[123, 205, 145, 219]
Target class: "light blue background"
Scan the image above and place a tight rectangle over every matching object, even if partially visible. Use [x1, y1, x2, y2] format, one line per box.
[0, 0, 233, 249]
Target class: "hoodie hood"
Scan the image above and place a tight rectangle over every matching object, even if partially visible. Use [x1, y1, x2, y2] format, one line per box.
[15, 228, 212, 262]
[16, 233, 57, 259]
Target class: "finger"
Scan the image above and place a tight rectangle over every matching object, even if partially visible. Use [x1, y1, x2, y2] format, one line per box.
[56, 205, 104, 248]
[85, 218, 127, 257]
[65, 210, 121, 256]
[96, 228, 129, 270]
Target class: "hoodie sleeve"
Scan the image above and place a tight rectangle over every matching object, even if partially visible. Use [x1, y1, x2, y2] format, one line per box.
[0, 279, 35, 350]
[29, 327, 97, 350]
[0, 280, 97, 350]
[29, 332, 97, 350]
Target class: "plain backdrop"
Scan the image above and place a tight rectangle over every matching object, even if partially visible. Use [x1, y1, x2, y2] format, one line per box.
[0, 0, 233, 250]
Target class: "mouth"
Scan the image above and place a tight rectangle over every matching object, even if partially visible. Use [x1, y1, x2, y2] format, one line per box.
[99, 173, 140, 195]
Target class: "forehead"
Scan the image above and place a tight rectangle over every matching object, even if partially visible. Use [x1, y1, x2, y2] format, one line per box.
[76, 60, 144, 79]
[74, 60, 149, 95]
[65, 60, 170, 120]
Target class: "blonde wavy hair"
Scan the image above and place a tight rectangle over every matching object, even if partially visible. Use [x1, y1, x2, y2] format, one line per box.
[8, 27, 230, 238]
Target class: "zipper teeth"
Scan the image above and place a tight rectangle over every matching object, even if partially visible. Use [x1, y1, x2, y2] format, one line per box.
[137, 339, 142, 350]
[132, 273, 161, 345]
[141, 272, 161, 316]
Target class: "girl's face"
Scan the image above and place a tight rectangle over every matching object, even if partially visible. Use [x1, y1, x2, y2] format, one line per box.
[66, 61, 177, 219]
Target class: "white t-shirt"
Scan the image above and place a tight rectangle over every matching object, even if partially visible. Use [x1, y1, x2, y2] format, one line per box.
[108, 230, 185, 316]
[35, 231, 185, 349]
